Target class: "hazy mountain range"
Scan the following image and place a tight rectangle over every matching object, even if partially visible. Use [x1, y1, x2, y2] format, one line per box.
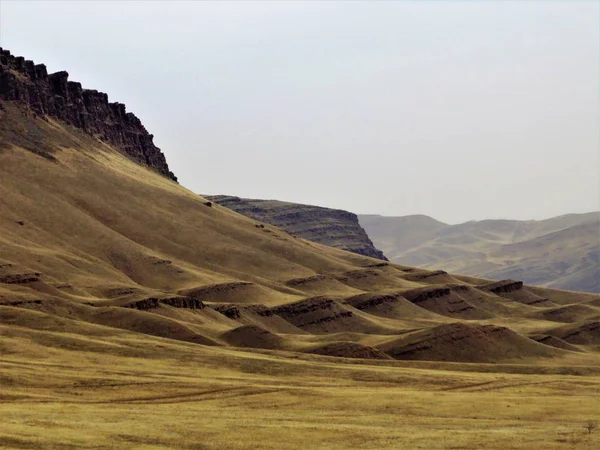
[360, 212, 599, 293]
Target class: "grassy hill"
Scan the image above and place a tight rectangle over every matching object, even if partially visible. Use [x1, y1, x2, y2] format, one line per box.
[1, 51, 600, 448]
[360, 213, 600, 293]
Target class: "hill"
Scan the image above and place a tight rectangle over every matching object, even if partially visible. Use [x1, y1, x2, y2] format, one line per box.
[360, 212, 600, 293]
[206, 195, 387, 260]
[1, 48, 600, 449]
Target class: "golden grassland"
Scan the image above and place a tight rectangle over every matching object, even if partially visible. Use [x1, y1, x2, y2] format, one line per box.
[1, 335, 600, 450]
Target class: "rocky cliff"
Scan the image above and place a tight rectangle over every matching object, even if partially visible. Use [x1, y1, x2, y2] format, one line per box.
[207, 195, 388, 261]
[0, 48, 176, 181]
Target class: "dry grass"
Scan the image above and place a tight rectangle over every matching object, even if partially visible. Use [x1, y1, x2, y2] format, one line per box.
[1, 335, 599, 450]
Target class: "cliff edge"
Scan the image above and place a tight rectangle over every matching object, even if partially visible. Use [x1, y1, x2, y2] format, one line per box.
[0, 48, 176, 181]
[207, 195, 388, 261]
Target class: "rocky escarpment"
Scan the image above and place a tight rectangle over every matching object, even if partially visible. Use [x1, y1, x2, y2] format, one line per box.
[0, 48, 176, 181]
[477, 280, 524, 294]
[344, 293, 402, 311]
[206, 195, 387, 260]
[122, 296, 205, 311]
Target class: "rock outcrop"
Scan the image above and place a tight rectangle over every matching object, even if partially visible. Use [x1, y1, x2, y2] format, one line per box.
[477, 280, 523, 295]
[206, 195, 388, 260]
[0, 48, 176, 181]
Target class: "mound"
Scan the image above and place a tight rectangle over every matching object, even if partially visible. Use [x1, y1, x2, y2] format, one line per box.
[0, 304, 112, 337]
[75, 308, 219, 346]
[444, 284, 522, 316]
[211, 303, 306, 334]
[588, 298, 600, 308]
[344, 292, 441, 320]
[0, 310, 140, 357]
[528, 304, 599, 323]
[309, 342, 392, 360]
[401, 286, 491, 319]
[180, 282, 288, 305]
[548, 321, 600, 346]
[2, 298, 218, 346]
[268, 296, 390, 334]
[378, 323, 561, 363]
[220, 325, 285, 349]
[530, 335, 584, 352]
[477, 280, 551, 307]
[525, 287, 600, 306]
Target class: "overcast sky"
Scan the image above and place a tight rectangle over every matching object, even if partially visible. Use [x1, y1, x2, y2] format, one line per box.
[1, 1, 598, 224]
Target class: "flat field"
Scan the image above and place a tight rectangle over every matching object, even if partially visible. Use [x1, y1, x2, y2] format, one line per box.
[1, 334, 599, 449]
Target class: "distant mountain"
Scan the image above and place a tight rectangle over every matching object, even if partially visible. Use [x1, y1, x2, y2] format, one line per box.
[206, 195, 388, 261]
[359, 212, 600, 293]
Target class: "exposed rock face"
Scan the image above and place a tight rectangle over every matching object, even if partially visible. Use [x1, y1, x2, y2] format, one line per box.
[269, 297, 354, 329]
[402, 286, 452, 304]
[477, 280, 523, 294]
[345, 293, 401, 311]
[206, 195, 388, 261]
[0, 48, 176, 181]
[0, 273, 41, 284]
[123, 296, 205, 311]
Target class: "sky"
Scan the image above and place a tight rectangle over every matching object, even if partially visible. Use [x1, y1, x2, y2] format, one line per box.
[1, 1, 598, 224]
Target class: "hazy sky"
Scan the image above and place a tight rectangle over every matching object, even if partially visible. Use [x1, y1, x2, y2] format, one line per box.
[1, 1, 598, 224]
